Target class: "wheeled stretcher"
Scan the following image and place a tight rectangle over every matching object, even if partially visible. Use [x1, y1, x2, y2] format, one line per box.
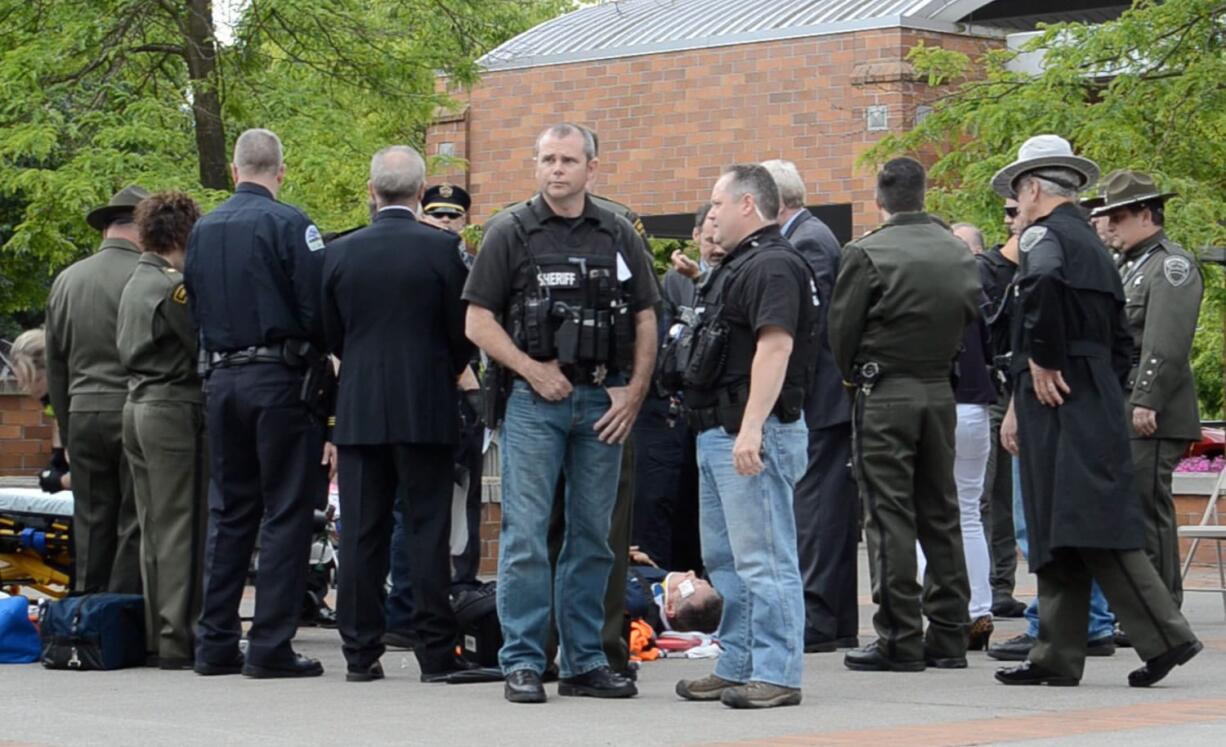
[0, 487, 73, 598]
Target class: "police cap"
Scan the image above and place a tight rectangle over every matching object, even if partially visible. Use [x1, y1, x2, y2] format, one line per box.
[422, 183, 471, 218]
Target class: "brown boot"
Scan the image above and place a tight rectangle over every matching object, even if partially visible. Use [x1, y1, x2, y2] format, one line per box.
[675, 673, 741, 701]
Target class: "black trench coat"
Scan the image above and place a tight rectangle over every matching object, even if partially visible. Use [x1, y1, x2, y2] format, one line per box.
[1011, 203, 1145, 572]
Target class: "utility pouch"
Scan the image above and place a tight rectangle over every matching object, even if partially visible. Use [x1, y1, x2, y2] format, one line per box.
[522, 296, 555, 359]
[481, 362, 510, 429]
[555, 315, 579, 365]
[612, 302, 635, 370]
[774, 386, 804, 423]
[301, 356, 337, 421]
[579, 309, 598, 361]
[594, 310, 611, 362]
[683, 317, 729, 389]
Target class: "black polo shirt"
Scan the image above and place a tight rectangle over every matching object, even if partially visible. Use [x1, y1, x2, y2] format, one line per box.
[687, 224, 819, 410]
[462, 194, 658, 316]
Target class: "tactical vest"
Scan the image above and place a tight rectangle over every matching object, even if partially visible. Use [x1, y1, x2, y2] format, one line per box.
[671, 240, 819, 431]
[505, 201, 635, 375]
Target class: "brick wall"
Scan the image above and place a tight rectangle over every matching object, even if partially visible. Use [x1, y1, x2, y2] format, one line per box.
[427, 28, 998, 235]
[0, 392, 54, 475]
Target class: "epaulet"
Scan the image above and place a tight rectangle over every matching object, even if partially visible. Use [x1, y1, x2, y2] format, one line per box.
[854, 224, 887, 242]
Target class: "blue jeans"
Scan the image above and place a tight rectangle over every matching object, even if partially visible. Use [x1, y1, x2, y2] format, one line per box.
[384, 503, 415, 633]
[497, 380, 623, 678]
[698, 417, 808, 689]
[1012, 459, 1115, 640]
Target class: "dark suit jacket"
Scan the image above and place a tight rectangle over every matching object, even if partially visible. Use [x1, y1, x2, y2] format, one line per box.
[783, 209, 851, 429]
[323, 209, 473, 446]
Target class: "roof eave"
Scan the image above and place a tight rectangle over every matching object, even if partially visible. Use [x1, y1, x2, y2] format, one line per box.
[477, 15, 1005, 73]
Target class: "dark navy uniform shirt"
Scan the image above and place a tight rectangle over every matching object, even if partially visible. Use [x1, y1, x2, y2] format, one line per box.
[184, 182, 326, 353]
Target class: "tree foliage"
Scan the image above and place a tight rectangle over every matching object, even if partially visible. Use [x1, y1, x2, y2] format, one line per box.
[0, 0, 570, 314]
[862, 0, 1226, 415]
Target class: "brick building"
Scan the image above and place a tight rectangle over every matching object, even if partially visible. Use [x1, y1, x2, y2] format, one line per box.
[427, 0, 1127, 241]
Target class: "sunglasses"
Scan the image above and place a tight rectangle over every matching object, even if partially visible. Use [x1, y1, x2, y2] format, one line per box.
[1004, 207, 1019, 218]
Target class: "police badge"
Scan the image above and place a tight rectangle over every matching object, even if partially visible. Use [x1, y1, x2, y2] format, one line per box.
[1163, 256, 1192, 287]
[439, 184, 454, 198]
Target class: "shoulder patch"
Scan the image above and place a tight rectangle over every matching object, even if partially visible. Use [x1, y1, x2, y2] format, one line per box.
[171, 283, 188, 305]
[305, 224, 325, 252]
[1163, 255, 1192, 287]
[1019, 226, 1047, 253]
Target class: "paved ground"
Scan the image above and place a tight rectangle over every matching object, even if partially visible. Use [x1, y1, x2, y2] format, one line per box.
[4, 552, 1226, 746]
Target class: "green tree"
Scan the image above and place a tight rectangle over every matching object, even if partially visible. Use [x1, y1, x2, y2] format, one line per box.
[863, 0, 1226, 416]
[0, 0, 570, 315]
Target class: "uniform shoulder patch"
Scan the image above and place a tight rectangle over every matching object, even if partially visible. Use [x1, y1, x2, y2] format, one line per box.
[305, 224, 325, 252]
[1163, 255, 1192, 287]
[171, 283, 188, 305]
[1019, 226, 1048, 253]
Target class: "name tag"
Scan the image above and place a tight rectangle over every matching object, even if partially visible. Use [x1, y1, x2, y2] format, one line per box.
[537, 271, 579, 288]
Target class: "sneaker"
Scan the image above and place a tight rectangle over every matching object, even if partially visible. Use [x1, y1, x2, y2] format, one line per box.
[675, 673, 742, 701]
[987, 633, 1035, 662]
[720, 681, 802, 709]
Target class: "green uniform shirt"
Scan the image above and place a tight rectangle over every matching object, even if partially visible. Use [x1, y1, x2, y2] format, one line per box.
[116, 252, 202, 404]
[45, 238, 142, 427]
[1119, 230, 1202, 440]
[828, 212, 981, 379]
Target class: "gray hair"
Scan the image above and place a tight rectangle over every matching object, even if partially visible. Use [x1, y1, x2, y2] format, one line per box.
[1018, 167, 1081, 199]
[534, 123, 597, 161]
[760, 159, 806, 209]
[369, 146, 426, 203]
[951, 223, 985, 253]
[232, 128, 283, 177]
[10, 328, 46, 394]
[721, 164, 781, 221]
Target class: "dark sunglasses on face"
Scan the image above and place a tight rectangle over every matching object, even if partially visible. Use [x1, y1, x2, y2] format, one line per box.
[1004, 207, 1019, 218]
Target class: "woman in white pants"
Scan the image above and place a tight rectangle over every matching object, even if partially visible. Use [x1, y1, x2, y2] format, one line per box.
[920, 319, 996, 649]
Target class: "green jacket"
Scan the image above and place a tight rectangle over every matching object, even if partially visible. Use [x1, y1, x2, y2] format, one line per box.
[828, 212, 981, 380]
[1118, 230, 1203, 440]
[45, 238, 141, 429]
[116, 252, 202, 404]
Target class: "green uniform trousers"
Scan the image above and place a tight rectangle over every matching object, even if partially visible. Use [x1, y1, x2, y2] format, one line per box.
[854, 377, 969, 661]
[67, 410, 141, 595]
[122, 401, 209, 661]
[1029, 547, 1196, 680]
[1131, 438, 1187, 607]
[547, 439, 634, 671]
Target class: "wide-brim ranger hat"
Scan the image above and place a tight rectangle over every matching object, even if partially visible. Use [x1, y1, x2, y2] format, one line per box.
[991, 135, 1100, 198]
[1090, 170, 1177, 217]
[86, 185, 150, 231]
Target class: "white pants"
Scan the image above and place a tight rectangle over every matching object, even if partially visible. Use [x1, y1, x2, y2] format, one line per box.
[918, 403, 993, 619]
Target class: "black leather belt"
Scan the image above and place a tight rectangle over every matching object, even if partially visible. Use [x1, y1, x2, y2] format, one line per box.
[208, 344, 285, 369]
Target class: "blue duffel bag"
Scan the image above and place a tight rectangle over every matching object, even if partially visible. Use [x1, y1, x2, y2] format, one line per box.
[40, 594, 145, 670]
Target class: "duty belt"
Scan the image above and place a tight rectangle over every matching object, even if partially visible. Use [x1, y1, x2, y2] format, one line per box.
[208, 344, 285, 369]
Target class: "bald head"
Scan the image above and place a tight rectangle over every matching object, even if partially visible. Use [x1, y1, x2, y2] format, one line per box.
[232, 129, 283, 179]
[369, 146, 426, 207]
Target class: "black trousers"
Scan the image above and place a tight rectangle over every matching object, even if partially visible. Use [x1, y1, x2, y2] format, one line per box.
[66, 410, 141, 594]
[196, 365, 326, 668]
[337, 443, 457, 672]
[793, 421, 859, 642]
[630, 396, 701, 571]
[1030, 547, 1197, 680]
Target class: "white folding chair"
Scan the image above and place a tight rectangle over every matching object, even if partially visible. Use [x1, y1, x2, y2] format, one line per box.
[1178, 469, 1226, 619]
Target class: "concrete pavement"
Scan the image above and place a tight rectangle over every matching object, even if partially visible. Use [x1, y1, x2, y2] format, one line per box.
[3, 551, 1225, 746]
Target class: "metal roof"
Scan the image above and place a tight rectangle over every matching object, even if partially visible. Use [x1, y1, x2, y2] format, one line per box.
[479, 0, 998, 71]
